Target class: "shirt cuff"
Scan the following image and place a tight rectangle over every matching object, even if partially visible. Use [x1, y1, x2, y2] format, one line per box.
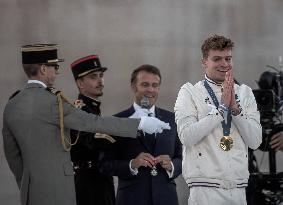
[166, 161, 175, 178]
[129, 159, 138, 175]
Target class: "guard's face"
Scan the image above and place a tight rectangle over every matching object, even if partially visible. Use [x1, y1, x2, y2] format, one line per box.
[132, 71, 160, 107]
[202, 49, 233, 83]
[44, 64, 59, 87]
[76, 71, 104, 98]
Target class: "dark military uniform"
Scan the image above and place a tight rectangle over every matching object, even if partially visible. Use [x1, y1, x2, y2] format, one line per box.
[71, 94, 115, 205]
[70, 55, 115, 205]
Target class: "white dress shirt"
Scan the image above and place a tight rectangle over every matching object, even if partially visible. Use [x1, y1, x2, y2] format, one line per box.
[28, 80, 47, 88]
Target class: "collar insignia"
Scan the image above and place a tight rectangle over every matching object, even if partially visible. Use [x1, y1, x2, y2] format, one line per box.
[74, 99, 85, 109]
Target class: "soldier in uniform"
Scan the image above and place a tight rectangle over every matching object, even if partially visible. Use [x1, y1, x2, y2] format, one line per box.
[70, 55, 115, 205]
[2, 44, 170, 205]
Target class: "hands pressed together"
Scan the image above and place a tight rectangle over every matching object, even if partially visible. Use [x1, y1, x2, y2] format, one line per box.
[220, 69, 241, 115]
[221, 69, 236, 108]
[221, 70, 282, 152]
[131, 152, 172, 172]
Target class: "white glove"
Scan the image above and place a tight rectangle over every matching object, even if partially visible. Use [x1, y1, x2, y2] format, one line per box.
[129, 109, 152, 118]
[138, 116, 171, 134]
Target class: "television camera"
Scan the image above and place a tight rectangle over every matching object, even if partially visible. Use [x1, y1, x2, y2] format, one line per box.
[253, 66, 283, 153]
[248, 64, 283, 205]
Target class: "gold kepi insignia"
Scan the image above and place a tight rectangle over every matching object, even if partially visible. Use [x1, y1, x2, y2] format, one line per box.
[220, 136, 233, 151]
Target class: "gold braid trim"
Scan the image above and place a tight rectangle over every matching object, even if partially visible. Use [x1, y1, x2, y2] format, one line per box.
[56, 91, 80, 151]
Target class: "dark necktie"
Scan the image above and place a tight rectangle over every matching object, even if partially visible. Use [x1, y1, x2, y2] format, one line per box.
[146, 112, 156, 151]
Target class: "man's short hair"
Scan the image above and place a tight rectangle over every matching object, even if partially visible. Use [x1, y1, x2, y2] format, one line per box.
[22, 64, 40, 77]
[130, 64, 162, 85]
[201, 34, 234, 59]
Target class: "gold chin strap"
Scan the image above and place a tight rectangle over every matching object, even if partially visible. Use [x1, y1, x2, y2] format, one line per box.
[56, 91, 79, 151]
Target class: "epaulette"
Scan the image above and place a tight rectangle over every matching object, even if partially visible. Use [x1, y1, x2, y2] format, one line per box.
[9, 90, 21, 100]
[74, 99, 86, 109]
[46, 87, 61, 95]
[94, 133, 116, 143]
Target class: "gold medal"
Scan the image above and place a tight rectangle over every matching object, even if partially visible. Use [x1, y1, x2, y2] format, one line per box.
[151, 166, 158, 176]
[220, 136, 233, 151]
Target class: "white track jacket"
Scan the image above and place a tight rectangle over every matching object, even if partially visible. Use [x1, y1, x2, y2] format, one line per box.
[174, 80, 262, 189]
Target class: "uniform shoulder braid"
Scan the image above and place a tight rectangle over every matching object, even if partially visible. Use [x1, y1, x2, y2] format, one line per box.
[46, 87, 72, 105]
[46, 87, 76, 151]
[46, 87, 61, 95]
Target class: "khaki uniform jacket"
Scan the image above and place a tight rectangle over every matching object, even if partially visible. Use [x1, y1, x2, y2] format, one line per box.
[2, 83, 139, 205]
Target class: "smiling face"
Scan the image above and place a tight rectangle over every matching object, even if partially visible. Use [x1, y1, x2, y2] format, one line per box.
[202, 49, 233, 83]
[131, 70, 160, 107]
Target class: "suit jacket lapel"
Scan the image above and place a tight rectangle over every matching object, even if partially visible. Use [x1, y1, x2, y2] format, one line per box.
[139, 131, 152, 153]
[155, 107, 163, 122]
[153, 107, 165, 154]
[126, 105, 152, 152]
[144, 107, 163, 154]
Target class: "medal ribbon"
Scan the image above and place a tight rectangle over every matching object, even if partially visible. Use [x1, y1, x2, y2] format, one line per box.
[203, 80, 232, 136]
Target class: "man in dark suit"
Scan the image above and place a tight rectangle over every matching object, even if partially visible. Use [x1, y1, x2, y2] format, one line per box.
[70, 55, 115, 205]
[103, 64, 182, 205]
[2, 45, 170, 205]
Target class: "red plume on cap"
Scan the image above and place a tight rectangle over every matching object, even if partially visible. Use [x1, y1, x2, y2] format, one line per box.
[70, 55, 107, 79]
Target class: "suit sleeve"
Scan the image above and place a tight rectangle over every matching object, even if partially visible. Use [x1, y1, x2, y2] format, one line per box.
[2, 118, 23, 188]
[99, 109, 140, 178]
[102, 111, 183, 179]
[99, 138, 138, 178]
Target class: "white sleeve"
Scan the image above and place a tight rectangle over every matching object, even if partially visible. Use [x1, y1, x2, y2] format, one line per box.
[129, 159, 138, 175]
[232, 86, 262, 150]
[174, 84, 223, 147]
[166, 162, 174, 178]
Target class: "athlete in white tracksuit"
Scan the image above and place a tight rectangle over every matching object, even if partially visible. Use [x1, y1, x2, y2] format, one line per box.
[174, 34, 262, 205]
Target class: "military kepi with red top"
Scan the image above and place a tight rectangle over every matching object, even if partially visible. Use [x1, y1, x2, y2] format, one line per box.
[21, 44, 64, 64]
[71, 55, 107, 79]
